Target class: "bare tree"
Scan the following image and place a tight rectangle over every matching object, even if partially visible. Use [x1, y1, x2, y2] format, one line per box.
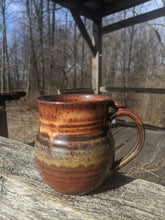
[80, 18, 87, 87]
[12, 40, 19, 89]
[25, 0, 39, 96]
[73, 22, 77, 89]
[121, 11, 128, 106]
[0, 0, 10, 92]
[46, 0, 50, 47]
[51, 1, 56, 47]
[147, 24, 165, 58]
[33, 0, 45, 95]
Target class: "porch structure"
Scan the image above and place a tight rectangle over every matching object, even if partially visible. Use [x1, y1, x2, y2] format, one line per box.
[52, 0, 165, 94]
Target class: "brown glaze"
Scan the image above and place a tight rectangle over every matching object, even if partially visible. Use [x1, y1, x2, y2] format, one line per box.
[35, 94, 144, 195]
[110, 104, 145, 171]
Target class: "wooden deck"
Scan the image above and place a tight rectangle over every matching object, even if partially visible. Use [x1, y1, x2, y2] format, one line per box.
[111, 123, 165, 186]
[0, 136, 165, 219]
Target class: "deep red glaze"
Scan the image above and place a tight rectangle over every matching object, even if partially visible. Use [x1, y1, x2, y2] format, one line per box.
[35, 94, 145, 195]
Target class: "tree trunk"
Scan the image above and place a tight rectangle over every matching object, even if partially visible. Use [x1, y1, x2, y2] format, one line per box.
[1, 0, 6, 92]
[5, 39, 10, 92]
[14, 42, 19, 89]
[81, 18, 86, 87]
[62, 11, 69, 89]
[26, 47, 31, 97]
[46, 0, 52, 93]
[73, 22, 77, 89]
[51, 2, 56, 47]
[128, 10, 135, 76]
[122, 11, 128, 106]
[33, 0, 45, 95]
[0, 0, 11, 92]
[25, 0, 39, 95]
[1, 30, 4, 92]
[46, 0, 50, 48]
[147, 23, 165, 59]
[39, 0, 45, 95]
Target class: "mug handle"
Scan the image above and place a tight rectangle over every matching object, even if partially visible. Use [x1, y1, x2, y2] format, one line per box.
[108, 101, 145, 172]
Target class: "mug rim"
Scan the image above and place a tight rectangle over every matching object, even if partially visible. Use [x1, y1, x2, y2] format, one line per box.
[36, 94, 112, 105]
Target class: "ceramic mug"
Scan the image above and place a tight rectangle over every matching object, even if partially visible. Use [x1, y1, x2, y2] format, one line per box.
[35, 94, 144, 195]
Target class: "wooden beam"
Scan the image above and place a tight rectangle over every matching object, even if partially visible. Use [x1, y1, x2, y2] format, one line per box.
[102, 7, 165, 34]
[94, 0, 105, 6]
[100, 86, 165, 94]
[92, 19, 102, 94]
[85, 0, 105, 8]
[99, 0, 151, 17]
[57, 88, 94, 94]
[52, 0, 96, 20]
[70, 10, 96, 56]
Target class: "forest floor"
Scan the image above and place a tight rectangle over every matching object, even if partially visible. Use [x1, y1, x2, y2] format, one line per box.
[6, 98, 165, 186]
[6, 98, 39, 145]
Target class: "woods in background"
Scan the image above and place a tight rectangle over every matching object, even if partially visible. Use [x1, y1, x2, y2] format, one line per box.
[0, 0, 165, 126]
[0, 0, 93, 96]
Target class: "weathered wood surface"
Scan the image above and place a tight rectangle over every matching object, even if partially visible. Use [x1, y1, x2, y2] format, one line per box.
[0, 136, 165, 220]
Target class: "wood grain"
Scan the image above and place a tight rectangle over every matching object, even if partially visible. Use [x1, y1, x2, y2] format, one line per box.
[0, 136, 165, 219]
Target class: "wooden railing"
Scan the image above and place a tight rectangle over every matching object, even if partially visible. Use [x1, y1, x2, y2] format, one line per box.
[100, 86, 165, 94]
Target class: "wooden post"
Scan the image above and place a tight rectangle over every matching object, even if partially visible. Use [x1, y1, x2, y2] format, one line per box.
[92, 18, 102, 94]
[0, 101, 8, 137]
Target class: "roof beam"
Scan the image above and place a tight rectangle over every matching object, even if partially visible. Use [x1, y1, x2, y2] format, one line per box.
[99, 0, 151, 17]
[102, 7, 165, 35]
[52, 0, 96, 20]
[70, 10, 96, 56]
[92, 0, 105, 7]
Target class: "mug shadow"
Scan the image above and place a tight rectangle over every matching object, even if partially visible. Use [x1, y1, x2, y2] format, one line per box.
[87, 172, 135, 196]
